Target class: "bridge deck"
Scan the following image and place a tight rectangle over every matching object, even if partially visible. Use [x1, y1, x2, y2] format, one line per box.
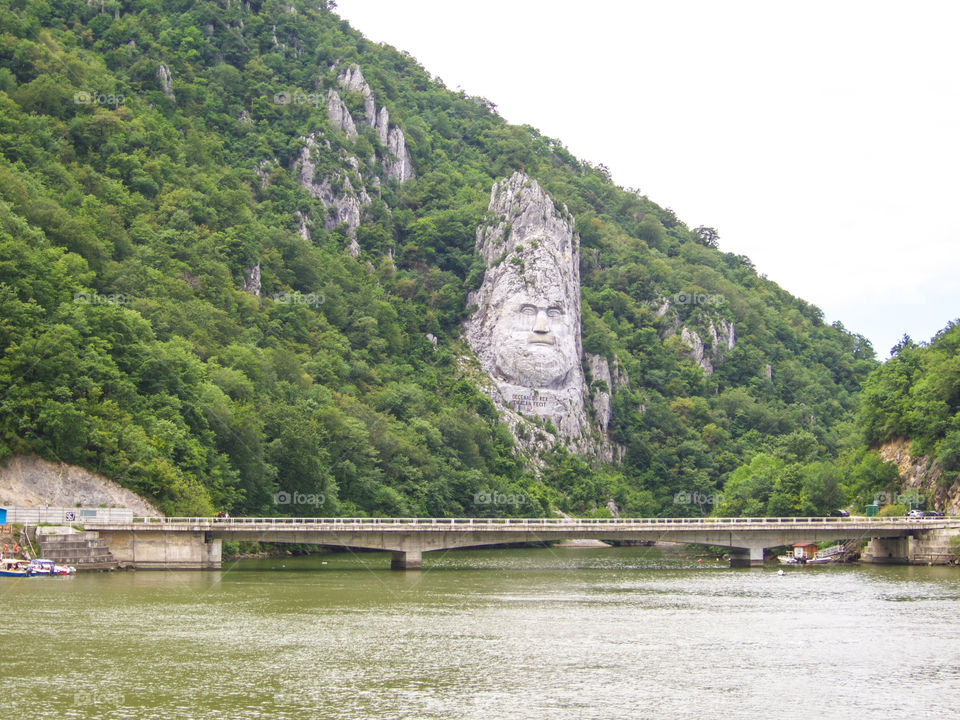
[84, 516, 958, 533]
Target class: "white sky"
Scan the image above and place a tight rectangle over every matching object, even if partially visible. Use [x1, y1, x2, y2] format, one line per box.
[336, 0, 960, 358]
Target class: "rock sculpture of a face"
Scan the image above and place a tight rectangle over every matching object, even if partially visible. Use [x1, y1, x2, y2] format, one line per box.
[465, 172, 589, 443]
[491, 273, 577, 390]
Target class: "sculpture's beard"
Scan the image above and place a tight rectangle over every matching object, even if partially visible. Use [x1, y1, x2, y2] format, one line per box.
[493, 338, 574, 389]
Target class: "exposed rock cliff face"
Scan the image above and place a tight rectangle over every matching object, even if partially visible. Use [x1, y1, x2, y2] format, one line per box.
[336, 63, 376, 125]
[679, 319, 735, 375]
[880, 439, 960, 515]
[654, 298, 736, 375]
[464, 172, 622, 460]
[292, 133, 371, 236]
[0, 455, 162, 516]
[335, 64, 414, 182]
[326, 89, 357, 138]
[243, 263, 261, 296]
[585, 353, 625, 462]
[383, 122, 414, 183]
[157, 63, 175, 100]
[288, 63, 414, 243]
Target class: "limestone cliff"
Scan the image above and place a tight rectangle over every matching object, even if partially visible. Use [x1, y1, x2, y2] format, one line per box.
[292, 133, 371, 236]
[655, 298, 736, 375]
[289, 63, 414, 242]
[679, 319, 735, 375]
[325, 89, 357, 138]
[585, 353, 626, 462]
[157, 63, 175, 100]
[880, 439, 960, 515]
[464, 172, 622, 461]
[0, 455, 162, 516]
[336, 63, 376, 125]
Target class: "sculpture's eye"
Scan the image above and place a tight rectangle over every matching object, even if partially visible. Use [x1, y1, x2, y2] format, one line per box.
[520, 305, 537, 315]
[546, 307, 563, 318]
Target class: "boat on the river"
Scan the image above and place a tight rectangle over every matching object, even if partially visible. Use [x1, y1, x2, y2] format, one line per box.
[0, 558, 34, 577]
[778, 542, 850, 565]
[29, 559, 76, 576]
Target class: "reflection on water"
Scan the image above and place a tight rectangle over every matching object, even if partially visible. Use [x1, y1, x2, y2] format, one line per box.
[2, 546, 959, 719]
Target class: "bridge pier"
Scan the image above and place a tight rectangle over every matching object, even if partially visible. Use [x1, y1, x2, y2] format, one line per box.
[729, 545, 765, 568]
[391, 548, 422, 570]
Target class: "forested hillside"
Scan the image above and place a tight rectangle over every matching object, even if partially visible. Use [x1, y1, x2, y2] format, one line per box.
[0, 0, 882, 517]
[855, 324, 960, 497]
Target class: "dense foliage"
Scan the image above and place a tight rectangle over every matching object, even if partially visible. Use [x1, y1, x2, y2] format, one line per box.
[0, 0, 883, 517]
[858, 324, 960, 480]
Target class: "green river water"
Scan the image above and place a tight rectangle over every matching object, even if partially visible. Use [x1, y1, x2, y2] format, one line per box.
[1, 545, 958, 719]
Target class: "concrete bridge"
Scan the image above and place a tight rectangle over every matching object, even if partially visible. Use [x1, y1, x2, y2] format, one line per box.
[78, 516, 960, 570]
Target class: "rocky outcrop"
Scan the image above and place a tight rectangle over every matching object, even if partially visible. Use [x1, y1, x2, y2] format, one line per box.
[292, 133, 371, 236]
[157, 63, 175, 100]
[295, 210, 310, 241]
[326, 89, 357, 139]
[679, 319, 735, 375]
[0, 455, 162, 516]
[465, 172, 616, 459]
[384, 123, 414, 183]
[243, 263, 261, 296]
[337, 63, 377, 125]
[880, 439, 960, 515]
[586, 353, 614, 433]
[585, 353, 624, 463]
[333, 63, 414, 183]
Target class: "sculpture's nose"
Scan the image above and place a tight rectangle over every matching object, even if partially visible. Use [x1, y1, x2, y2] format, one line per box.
[533, 310, 550, 333]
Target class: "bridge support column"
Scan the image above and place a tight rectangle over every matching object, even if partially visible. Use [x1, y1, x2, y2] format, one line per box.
[729, 545, 765, 568]
[391, 549, 422, 570]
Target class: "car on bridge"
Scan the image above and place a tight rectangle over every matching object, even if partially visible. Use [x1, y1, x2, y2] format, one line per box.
[905, 509, 926, 519]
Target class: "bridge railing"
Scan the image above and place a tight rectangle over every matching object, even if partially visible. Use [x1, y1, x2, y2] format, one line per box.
[110, 515, 955, 527]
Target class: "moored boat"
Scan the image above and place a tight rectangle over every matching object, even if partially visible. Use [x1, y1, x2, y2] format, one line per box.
[28, 559, 76, 576]
[0, 558, 34, 577]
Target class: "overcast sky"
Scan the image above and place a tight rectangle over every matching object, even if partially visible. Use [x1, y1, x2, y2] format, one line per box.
[336, 0, 960, 358]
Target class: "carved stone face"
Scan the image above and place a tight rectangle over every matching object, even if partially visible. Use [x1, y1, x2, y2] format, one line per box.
[491, 288, 579, 389]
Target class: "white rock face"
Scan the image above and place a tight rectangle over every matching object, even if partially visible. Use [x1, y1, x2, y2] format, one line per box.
[680, 319, 736, 375]
[586, 353, 614, 434]
[337, 63, 377, 125]
[243, 263, 261, 296]
[0, 455, 162, 516]
[375, 106, 390, 147]
[157, 64, 175, 100]
[465, 172, 595, 452]
[384, 125, 414, 183]
[326, 89, 357, 139]
[327, 63, 414, 184]
[295, 210, 310, 241]
[584, 353, 625, 462]
[293, 133, 371, 235]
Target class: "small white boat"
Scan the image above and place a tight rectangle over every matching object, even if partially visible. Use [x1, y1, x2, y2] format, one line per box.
[29, 559, 76, 576]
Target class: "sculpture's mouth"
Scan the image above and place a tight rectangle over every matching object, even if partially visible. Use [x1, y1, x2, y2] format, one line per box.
[527, 334, 556, 345]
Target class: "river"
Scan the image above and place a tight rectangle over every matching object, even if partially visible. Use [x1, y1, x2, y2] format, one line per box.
[1, 545, 958, 719]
